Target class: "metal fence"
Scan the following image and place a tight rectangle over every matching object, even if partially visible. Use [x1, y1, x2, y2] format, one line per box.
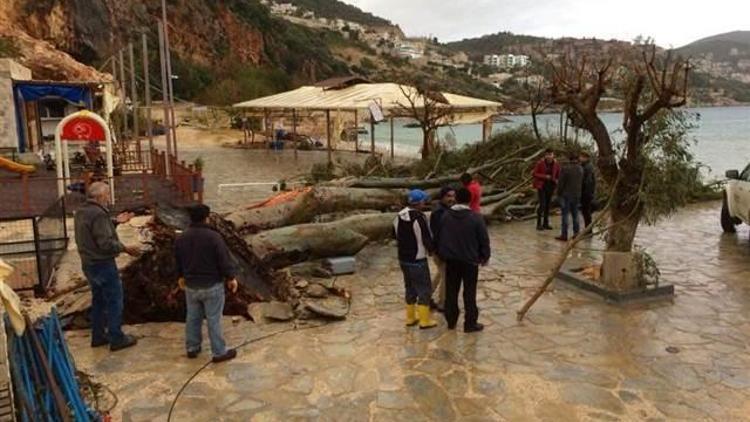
[0, 198, 68, 293]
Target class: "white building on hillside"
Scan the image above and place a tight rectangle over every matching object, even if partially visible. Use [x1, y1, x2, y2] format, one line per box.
[396, 41, 424, 59]
[483, 54, 531, 69]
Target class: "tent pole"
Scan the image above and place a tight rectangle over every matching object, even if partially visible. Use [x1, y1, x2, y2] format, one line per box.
[158, 21, 172, 176]
[353, 109, 358, 150]
[326, 109, 332, 165]
[292, 108, 298, 161]
[390, 116, 394, 160]
[370, 118, 375, 154]
[128, 42, 139, 142]
[142, 33, 153, 153]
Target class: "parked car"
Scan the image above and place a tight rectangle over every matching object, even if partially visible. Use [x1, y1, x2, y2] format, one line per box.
[721, 164, 750, 233]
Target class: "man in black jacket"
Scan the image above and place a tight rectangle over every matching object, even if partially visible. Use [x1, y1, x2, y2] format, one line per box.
[394, 189, 438, 329]
[175, 204, 238, 363]
[437, 187, 491, 333]
[555, 154, 584, 241]
[580, 152, 596, 228]
[429, 186, 456, 311]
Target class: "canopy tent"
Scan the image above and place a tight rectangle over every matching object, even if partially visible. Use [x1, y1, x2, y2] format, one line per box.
[232, 82, 503, 161]
[233, 82, 501, 120]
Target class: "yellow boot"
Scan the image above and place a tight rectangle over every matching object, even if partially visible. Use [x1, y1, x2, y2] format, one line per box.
[405, 304, 418, 327]
[417, 305, 438, 329]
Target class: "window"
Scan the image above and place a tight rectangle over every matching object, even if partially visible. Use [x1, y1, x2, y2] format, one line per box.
[740, 164, 750, 182]
[39, 99, 67, 119]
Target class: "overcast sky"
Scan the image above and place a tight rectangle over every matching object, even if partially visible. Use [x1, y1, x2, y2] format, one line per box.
[343, 0, 749, 48]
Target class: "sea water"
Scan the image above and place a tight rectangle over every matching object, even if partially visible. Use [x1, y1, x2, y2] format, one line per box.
[364, 106, 750, 178]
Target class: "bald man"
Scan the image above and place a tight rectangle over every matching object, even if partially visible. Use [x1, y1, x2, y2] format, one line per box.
[74, 182, 140, 351]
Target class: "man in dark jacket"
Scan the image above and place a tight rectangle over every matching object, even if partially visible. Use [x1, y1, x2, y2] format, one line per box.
[394, 189, 438, 329]
[555, 154, 584, 241]
[580, 152, 596, 228]
[175, 204, 238, 363]
[74, 182, 140, 351]
[437, 188, 491, 333]
[533, 149, 561, 230]
[429, 186, 456, 311]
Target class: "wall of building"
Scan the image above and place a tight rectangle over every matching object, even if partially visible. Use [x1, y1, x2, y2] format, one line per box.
[0, 59, 32, 151]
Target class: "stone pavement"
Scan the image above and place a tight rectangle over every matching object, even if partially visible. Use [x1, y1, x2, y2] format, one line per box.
[65, 201, 750, 421]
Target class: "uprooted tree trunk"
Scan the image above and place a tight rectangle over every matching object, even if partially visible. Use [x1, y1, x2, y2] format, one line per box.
[549, 46, 689, 291]
[225, 187, 404, 234]
[247, 213, 396, 268]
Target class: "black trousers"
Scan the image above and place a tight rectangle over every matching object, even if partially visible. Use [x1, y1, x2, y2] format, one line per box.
[536, 186, 554, 227]
[444, 259, 479, 329]
[580, 195, 594, 228]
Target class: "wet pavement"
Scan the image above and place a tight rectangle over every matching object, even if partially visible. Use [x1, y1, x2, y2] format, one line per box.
[66, 201, 750, 421]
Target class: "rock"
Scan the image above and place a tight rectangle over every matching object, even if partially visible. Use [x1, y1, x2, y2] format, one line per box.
[264, 301, 295, 321]
[306, 283, 329, 298]
[304, 296, 349, 320]
[295, 279, 310, 289]
[247, 303, 265, 323]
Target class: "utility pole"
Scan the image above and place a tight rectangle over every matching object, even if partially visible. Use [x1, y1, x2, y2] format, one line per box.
[142, 33, 153, 152]
[118, 49, 127, 139]
[111, 55, 121, 139]
[161, 0, 178, 159]
[128, 42, 139, 142]
[158, 21, 173, 175]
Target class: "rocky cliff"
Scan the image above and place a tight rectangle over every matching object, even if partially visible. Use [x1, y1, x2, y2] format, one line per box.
[0, 0, 349, 102]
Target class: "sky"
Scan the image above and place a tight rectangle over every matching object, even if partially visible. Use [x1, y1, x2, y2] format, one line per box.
[343, 0, 750, 48]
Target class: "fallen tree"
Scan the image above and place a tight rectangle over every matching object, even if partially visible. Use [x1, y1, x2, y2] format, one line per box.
[248, 213, 396, 268]
[225, 187, 404, 234]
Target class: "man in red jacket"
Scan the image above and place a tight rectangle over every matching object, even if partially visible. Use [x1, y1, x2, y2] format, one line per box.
[461, 173, 482, 213]
[533, 148, 561, 230]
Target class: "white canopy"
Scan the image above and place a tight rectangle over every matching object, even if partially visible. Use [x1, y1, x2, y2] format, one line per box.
[232, 82, 502, 117]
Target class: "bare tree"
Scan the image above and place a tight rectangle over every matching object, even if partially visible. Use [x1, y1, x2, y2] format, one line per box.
[394, 81, 456, 160]
[548, 45, 689, 285]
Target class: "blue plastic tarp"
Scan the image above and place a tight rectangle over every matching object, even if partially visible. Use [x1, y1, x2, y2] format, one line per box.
[13, 83, 94, 152]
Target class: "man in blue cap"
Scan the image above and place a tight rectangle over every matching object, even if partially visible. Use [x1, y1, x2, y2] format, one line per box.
[393, 189, 438, 329]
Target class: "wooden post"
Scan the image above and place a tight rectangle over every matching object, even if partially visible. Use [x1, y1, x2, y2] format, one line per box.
[353, 109, 358, 150]
[118, 49, 127, 138]
[128, 42, 139, 142]
[292, 108, 298, 161]
[158, 21, 172, 177]
[111, 57, 119, 139]
[326, 110, 332, 165]
[390, 116, 395, 160]
[370, 118, 375, 154]
[142, 33, 153, 154]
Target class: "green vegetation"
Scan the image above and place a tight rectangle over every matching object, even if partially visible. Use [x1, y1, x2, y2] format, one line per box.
[445, 31, 546, 58]
[280, 0, 392, 26]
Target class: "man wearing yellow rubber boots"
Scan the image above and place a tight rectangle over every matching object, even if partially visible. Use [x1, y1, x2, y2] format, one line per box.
[393, 189, 438, 329]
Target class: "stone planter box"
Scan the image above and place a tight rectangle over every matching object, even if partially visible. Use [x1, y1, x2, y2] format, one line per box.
[557, 269, 674, 304]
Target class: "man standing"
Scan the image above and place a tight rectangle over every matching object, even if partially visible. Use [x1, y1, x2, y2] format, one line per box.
[74, 182, 140, 351]
[394, 189, 438, 329]
[580, 152, 597, 228]
[429, 186, 456, 311]
[437, 188, 491, 333]
[460, 173, 483, 213]
[555, 154, 584, 241]
[533, 148, 561, 230]
[175, 204, 238, 363]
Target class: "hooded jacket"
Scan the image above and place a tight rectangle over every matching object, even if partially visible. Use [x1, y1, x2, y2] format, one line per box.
[437, 205, 491, 265]
[532, 158, 561, 190]
[393, 207, 434, 263]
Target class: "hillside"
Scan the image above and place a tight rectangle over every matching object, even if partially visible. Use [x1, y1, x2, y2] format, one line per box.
[280, 0, 392, 26]
[445, 32, 547, 59]
[677, 31, 750, 61]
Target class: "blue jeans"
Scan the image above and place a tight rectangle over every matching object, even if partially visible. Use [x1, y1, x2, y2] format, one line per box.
[82, 259, 125, 344]
[185, 283, 227, 358]
[560, 196, 581, 239]
[399, 260, 432, 305]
